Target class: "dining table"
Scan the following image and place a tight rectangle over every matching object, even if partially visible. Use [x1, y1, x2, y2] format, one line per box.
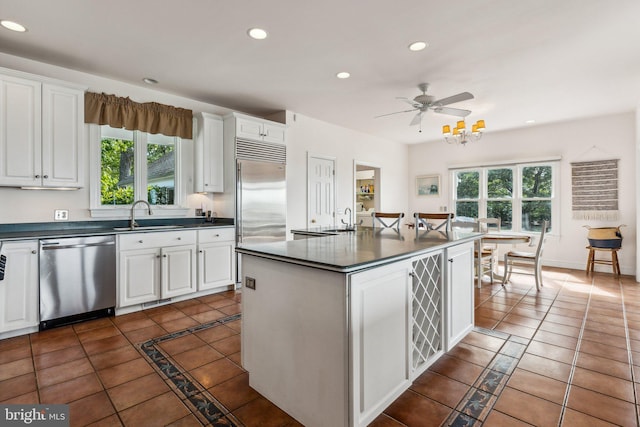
[477, 232, 532, 287]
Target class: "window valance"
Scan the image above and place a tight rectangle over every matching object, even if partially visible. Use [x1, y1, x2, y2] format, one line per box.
[84, 92, 193, 139]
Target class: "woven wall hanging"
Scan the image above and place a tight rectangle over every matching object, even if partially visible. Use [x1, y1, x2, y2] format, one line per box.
[571, 159, 619, 221]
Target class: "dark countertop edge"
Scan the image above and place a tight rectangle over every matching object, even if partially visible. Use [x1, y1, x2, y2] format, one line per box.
[0, 218, 234, 241]
[236, 234, 481, 274]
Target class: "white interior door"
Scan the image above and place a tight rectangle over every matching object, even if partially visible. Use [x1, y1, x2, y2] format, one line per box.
[307, 154, 335, 227]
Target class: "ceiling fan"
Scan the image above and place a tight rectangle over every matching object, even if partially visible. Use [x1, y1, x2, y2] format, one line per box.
[376, 83, 474, 128]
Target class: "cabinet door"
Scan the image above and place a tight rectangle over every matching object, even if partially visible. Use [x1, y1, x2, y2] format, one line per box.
[41, 84, 83, 187]
[261, 122, 286, 144]
[161, 244, 196, 298]
[0, 241, 39, 334]
[349, 260, 412, 427]
[194, 113, 223, 192]
[236, 116, 264, 141]
[198, 240, 235, 290]
[119, 248, 161, 307]
[445, 242, 475, 350]
[0, 75, 42, 187]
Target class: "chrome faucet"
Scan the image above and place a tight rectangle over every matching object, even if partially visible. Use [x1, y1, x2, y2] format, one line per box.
[130, 200, 153, 229]
[341, 207, 361, 229]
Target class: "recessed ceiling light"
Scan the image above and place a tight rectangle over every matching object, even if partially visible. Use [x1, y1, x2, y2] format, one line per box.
[408, 41, 428, 52]
[525, 119, 536, 124]
[142, 77, 158, 85]
[336, 72, 350, 79]
[1, 20, 27, 32]
[247, 28, 268, 40]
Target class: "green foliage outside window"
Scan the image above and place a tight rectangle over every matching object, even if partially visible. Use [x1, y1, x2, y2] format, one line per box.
[101, 137, 134, 205]
[100, 136, 175, 205]
[522, 166, 552, 231]
[453, 165, 553, 231]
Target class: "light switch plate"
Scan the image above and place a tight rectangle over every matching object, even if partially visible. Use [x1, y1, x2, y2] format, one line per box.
[54, 209, 69, 221]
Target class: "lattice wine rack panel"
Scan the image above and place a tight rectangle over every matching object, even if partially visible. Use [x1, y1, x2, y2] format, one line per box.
[411, 252, 442, 372]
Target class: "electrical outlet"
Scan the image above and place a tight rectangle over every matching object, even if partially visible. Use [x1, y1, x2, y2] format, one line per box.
[54, 209, 69, 221]
[245, 277, 256, 290]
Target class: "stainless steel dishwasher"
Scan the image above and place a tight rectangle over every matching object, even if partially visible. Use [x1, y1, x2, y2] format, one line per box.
[39, 235, 116, 329]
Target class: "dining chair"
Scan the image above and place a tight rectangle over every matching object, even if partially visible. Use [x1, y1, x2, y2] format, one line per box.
[477, 217, 501, 233]
[502, 220, 549, 291]
[372, 212, 405, 231]
[414, 213, 454, 232]
[451, 220, 494, 286]
[451, 220, 478, 232]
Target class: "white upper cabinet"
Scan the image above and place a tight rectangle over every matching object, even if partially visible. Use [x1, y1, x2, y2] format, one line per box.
[41, 83, 84, 187]
[233, 113, 286, 144]
[193, 112, 224, 193]
[0, 69, 84, 188]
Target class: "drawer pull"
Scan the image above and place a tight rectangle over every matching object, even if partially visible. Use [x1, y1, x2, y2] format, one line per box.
[177, 237, 182, 240]
[139, 240, 144, 244]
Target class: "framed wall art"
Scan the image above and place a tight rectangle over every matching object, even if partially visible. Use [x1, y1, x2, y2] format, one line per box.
[416, 174, 440, 197]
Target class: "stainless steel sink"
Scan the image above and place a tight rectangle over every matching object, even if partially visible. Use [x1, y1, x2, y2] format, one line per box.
[113, 225, 185, 231]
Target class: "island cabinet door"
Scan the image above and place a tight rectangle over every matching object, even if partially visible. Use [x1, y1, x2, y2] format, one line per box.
[349, 260, 412, 427]
[410, 250, 445, 379]
[444, 241, 475, 350]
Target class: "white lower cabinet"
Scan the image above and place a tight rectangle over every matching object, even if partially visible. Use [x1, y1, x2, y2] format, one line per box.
[445, 241, 475, 350]
[0, 240, 39, 336]
[118, 231, 196, 308]
[349, 260, 413, 427]
[197, 227, 235, 291]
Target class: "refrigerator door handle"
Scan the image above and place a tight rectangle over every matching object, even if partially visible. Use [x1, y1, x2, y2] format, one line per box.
[236, 162, 242, 244]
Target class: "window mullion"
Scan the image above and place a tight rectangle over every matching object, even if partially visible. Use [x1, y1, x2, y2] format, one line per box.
[134, 131, 148, 202]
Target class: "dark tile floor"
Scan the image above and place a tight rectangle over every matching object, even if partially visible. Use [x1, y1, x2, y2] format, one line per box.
[1, 267, 639, 426]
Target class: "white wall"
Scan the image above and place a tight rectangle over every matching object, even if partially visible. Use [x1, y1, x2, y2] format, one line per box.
[408, 112, 637, 276]
[283, 112, 409, 232]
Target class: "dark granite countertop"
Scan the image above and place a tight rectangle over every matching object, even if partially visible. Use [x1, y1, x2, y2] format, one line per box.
[237, 227, 481, 273]
[0, 217, 234, 241]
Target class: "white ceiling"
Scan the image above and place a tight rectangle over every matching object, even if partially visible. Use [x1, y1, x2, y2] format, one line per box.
[1, 0, 639, 144]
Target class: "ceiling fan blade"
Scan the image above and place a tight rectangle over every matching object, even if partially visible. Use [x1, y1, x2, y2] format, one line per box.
[432, 92, 474, 106]
[374, 108, 418, 119]
[432, 106, 472, 117]
[409, 111, 423, 126]
[396, 97, 422, 109]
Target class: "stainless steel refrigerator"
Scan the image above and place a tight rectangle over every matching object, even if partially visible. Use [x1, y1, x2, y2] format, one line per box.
[236, 158, 286, 282]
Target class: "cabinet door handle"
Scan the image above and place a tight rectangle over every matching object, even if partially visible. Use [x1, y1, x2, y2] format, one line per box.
[35, 174, 40, 179]
[177, 237, 181, 240]
[448, 258, 454, 263]
[163, 254, 167, 258]
[156, 255, 161, 258]
[43, 175, 48, 179]
[139, 240, 144, 243]
[31, 250, 37, 254]
[199, 250, 203, 253]
[215, 234, 220, 237]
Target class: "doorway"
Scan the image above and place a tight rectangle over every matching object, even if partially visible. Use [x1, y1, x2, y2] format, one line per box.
[354, 162, 380, 227]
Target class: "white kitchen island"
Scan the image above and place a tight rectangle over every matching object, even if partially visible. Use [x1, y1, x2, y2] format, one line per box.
[236, 227, 480, 427]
